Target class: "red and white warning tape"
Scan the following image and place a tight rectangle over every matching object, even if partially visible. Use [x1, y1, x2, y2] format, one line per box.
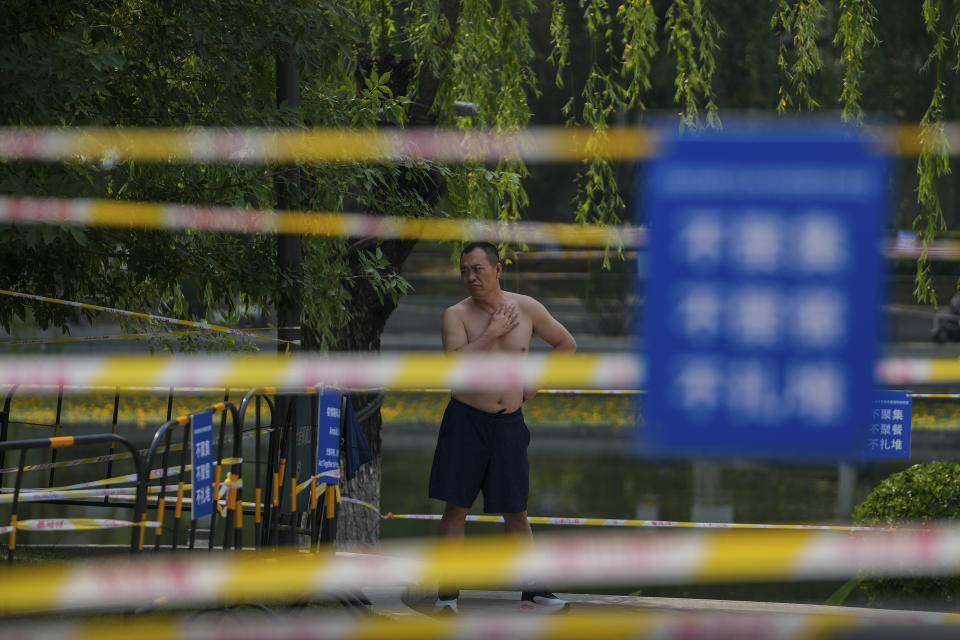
[4, 527, 960, 614]
[382, 512, 889, 532]
[0, 126, 658, 163]
[0, 196, 645, 248]
[0, 289, 294, 344]
[5, 352, 960, 389]
[0, 485, 178, 505]
[0, 352, 643, 391]
[0, 517, 160, 536]
[340, 498, 888, 533]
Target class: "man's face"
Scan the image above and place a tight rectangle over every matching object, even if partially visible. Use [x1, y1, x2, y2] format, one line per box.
[460, 248, 501, 295]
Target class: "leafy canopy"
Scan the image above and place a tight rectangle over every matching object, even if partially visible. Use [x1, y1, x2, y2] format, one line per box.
[4, 0, 960, 349]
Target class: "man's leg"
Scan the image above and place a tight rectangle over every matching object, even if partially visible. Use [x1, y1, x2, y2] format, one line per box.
[503, 511, 569, 613]
[502, 510, 532, 537]
[435, 502, 469, 614]
[438, 502, 470, 538]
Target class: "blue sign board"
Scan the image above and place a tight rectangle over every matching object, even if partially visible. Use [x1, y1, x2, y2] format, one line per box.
[190, 410, 215, 519]
[641, 124, 887, 459]
[861, 390, 912, 459]
[316, 389, 341, 484]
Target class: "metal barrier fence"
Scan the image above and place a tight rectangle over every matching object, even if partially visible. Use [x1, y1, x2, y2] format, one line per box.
[0, 385, 347, 556]
[0, 433, 148, 558]
[141, 398, 242, 552]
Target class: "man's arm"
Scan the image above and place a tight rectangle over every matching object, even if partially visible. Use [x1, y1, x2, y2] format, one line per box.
[442, 304, 519, 353]
[523, 298, 576, 402]
[529, 299, 577, 353]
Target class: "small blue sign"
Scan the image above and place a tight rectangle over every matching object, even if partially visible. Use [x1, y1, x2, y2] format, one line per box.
[316, 389, 341, 484]
[190, 410, 215, 520]
[641, 124, 888, 459]
[861, 390, 912, 459]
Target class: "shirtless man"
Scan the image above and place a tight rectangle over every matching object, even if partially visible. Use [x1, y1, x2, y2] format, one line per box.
[429, 241, 576, 614]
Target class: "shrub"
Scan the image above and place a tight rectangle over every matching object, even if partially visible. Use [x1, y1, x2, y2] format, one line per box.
[852, 461, 960, 608]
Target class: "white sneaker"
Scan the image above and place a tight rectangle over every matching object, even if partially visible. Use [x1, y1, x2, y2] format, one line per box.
[434, 592, 459, 616]
[520, 591, 570, 613]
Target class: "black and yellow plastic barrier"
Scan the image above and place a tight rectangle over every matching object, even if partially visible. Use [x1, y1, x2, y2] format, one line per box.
[0, 434, 148, 559]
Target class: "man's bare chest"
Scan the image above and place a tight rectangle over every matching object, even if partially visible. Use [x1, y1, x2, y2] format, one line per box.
[464, 313, 533, 352]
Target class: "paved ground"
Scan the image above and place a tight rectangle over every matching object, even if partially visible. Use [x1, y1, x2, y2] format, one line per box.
[364, 587, 955, 623]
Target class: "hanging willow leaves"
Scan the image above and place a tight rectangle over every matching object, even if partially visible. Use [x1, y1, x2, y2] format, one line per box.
[352, 0, 397, 54]
[427, 0, 536, 264]
[771, 0, 825, 112]
[491, 0, 536, 254]
[569, 0, 627, 253]
[554, 0, 663, 267]
[547, 0, 570, 88]
[833, 0, 878, 123]
[576, 0, 620, 129]
[434, 0, 496, 121]
[913, 0, 951, 305]
[666, 0, 722, 129]
[619, 0, 659, 109]
[404, 0, 452, 83]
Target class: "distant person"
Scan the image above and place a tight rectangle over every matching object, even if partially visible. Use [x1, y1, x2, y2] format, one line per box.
[429, 241, 577, 614]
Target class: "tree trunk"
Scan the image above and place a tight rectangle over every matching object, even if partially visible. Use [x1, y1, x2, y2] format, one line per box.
[302, 238, 418, 545]
[303, 56, 439, 545]
[338, 391, 384, 546]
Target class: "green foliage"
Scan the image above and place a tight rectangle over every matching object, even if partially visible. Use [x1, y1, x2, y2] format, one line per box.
[555, 0, 661, 263]
[547, 0, 571, 87]
[0, 0, 541, 349]
[665, 0, 722, 129]
[434, 0, 536, 128]
[771, 0, 825, 112]
[0, 0, 356, 346]
[823, 577, 858, 606]
[570, 0, 622, 249]
[854, 461, 960, 524]
[403, 0, 452, 83]
[619, 0, 660, 109]
[9, 0, 960, 347]
[921, 0, 950, 71]
[912, 0, 952, 305]
[834, 0, 878, 123]
[424, 0, 537, 265]
[853, 461, 960, 606]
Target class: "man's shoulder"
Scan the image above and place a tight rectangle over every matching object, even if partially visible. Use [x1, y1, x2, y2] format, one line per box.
[444, 298, 474, 315]
[504, 291, 542, 310]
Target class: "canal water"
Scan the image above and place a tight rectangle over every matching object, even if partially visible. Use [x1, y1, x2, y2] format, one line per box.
[379, 423, 917, 606]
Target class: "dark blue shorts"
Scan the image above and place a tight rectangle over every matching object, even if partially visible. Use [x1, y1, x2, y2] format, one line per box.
[428, 397, 530, 514]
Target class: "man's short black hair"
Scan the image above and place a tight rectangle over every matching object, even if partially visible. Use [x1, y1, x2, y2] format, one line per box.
[461, 241, 501, 266]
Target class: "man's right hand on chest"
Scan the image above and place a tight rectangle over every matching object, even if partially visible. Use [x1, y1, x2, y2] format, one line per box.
[485, 303, 520, 338]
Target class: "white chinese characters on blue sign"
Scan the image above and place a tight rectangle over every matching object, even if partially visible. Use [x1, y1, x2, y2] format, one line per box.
[862, 391, 912, 459]
[316, 389, 341, 483]
[642, 126, 887, 459]
[190, 410, 215, 519]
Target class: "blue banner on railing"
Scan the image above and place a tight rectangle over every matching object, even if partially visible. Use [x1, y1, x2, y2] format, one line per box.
[861, 390, 912, 459]
[190, 410, 214, 520]
[316, 389, 341, 484]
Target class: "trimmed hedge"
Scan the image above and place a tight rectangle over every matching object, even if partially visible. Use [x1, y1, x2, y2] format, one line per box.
[852, 461, 960, 607]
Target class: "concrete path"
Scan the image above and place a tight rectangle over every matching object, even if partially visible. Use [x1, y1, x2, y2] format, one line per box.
[375, 587, 956, 624]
